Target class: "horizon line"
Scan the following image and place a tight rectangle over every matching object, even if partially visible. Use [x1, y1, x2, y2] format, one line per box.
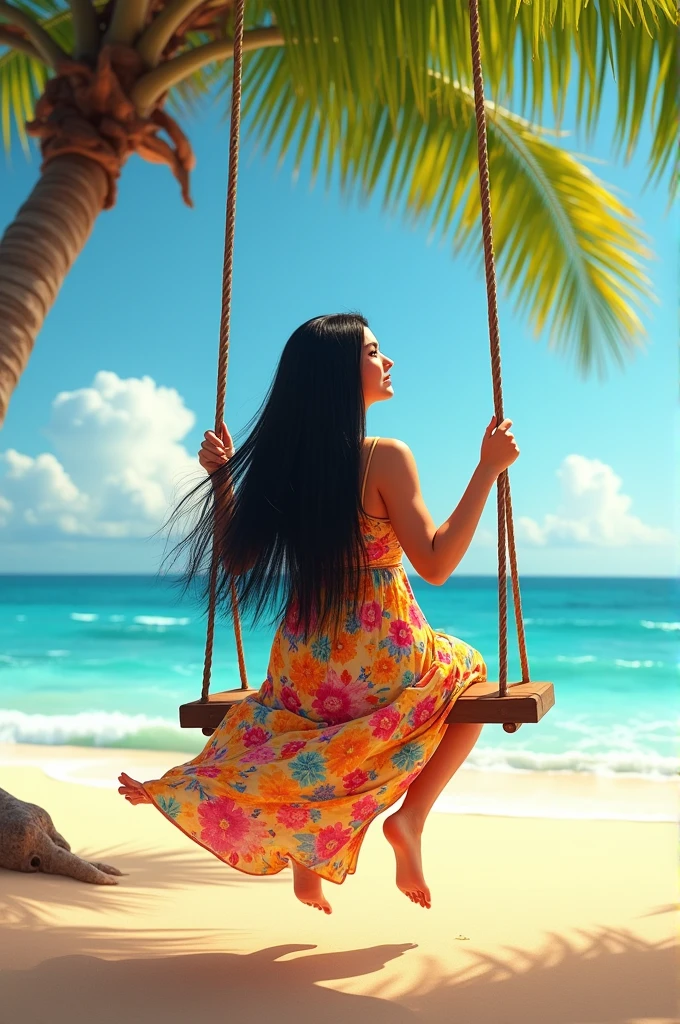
[0, 572, 676, 581]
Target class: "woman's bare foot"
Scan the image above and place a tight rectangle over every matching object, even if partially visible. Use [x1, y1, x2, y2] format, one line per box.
[382, 809, 431, 908]
[292, 859, 332, 914]
[118, 772, 152, 805]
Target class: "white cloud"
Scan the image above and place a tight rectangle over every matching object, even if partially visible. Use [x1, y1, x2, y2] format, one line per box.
[517, 454, 674, 547]
[2, 393, 673, 559]
[0, 372, 202, 540]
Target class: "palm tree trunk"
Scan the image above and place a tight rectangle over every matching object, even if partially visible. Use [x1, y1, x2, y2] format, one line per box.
[0, 154, 108, 427]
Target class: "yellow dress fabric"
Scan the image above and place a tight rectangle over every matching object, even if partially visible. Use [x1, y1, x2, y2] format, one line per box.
[141, 438, 487, 884]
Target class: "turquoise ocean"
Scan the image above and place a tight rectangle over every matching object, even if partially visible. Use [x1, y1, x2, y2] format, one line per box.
[0, 574, 677, 784]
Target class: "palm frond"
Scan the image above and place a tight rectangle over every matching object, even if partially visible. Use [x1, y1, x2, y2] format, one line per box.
[250, 0, 677, 187]
[0, 38, 47, 152]
[0, 0, 671, 373]
[245, 49, 654, 377]
[3, 1, 676, 182]
[0, 0, 75, 151]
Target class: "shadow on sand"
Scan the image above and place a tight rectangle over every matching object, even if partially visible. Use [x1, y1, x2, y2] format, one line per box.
[1, 843, 676, 1023]
[0, 841, 286, 927]
[0, 921, 675, 1023]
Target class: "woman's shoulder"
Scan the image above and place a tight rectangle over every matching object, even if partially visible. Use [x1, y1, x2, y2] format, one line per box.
[367, 436, 411, 454]
[370, 437, 415, 465]
[365, 439, 416, 489]
[370, 439, 420, 512]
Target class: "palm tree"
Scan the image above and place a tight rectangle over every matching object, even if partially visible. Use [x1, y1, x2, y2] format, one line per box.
[0, 1, 676, 426]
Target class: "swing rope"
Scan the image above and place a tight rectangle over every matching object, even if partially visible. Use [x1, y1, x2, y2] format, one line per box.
[199, 0, 530, 705]
[201, 0, 249, 701]
[467, 0, 530, 694]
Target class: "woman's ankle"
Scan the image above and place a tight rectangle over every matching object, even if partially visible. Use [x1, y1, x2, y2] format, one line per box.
[388, 803, 427, 834]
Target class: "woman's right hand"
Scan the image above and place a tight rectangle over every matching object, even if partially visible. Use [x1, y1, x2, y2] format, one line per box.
[198, 422, 234, 474]
[480, 415, 520, 476]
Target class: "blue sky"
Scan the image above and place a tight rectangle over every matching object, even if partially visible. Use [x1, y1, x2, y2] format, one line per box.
[0, 64, 676, 577]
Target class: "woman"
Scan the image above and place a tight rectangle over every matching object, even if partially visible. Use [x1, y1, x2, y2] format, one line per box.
[119, 312, 519, 915]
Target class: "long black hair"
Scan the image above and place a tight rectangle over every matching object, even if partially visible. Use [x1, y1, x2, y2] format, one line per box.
[162, 312, 374, 642]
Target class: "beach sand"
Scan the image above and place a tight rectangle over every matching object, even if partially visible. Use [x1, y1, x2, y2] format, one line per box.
[0, 743, 677, 1023]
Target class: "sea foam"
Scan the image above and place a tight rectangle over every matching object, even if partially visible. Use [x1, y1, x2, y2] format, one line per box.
[0, 709, 676, 779]
[133, 616, 191, 627]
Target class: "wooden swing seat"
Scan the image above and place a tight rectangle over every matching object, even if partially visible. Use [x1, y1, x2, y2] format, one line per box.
[179, 679, 555, 735]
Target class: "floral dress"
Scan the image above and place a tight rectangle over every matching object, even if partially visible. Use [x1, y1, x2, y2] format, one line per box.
[141, 438, 487, 884]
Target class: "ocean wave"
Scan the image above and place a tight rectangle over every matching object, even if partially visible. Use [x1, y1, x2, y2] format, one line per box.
[0, 708, 198, 752]
[525, 618, 618, 628]
[70, 613, 98, 622]
[0, 709, 676, 778]
[526, 618, 680, 633]
[614, 659, 666, 669]
[553, 654, 672, 670]
[133, 616, 191, 627]
[172, 663, 200, 677]
[467, 745, 678, 780]
[553, 716, 679, 741]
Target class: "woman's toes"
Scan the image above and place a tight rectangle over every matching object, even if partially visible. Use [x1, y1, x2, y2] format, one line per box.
[404, 887, 431, 908]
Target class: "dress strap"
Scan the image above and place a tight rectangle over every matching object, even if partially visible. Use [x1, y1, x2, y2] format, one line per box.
[361, 437, 381, 507]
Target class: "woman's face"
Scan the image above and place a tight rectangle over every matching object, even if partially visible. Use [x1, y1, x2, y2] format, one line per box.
[361, 327, 394, 408]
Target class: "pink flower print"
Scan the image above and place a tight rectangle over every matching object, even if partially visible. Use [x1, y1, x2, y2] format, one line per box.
[276, 804, 310, 829]
[284, 599, 301, 632]
[366, 536, 391, 561]
[412, 695, 437, 729]
[360, 600, 382, 631]
[285, 598, 317, 634]
[351, 794, 379, 821]
[281, 739, 307, 759]
[369, 705, 400, 739]
[342, 767, 369, 792]
[315, 822, 353, 860]
[198, 796, 250, 853]
[241, 745, 277, 764]
[407, 603, 425, 629]
[192, 765, 222, 778]
[389, 619, 414, 651]
[436, 648, 452, 664]
[312, 678, 353, 724]
[243, 726, 270, 748]
[398, 768, 423, 791]
[280, 685, 301, 713]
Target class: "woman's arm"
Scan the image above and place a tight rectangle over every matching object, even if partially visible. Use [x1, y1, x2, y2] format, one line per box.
[428, 461, 498, 583]
[374, 418, 518, 584]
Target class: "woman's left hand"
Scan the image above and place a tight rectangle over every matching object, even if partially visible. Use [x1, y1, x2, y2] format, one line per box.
[198, 422, 234, 474]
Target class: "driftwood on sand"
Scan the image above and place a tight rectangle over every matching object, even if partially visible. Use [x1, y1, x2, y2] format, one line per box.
[0, 787, 123, 884]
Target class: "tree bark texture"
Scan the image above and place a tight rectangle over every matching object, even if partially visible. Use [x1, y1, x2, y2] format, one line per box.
[0, 154, 107, 426]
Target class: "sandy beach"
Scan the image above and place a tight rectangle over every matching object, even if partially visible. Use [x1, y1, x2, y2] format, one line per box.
[0, 743, 677, 1023]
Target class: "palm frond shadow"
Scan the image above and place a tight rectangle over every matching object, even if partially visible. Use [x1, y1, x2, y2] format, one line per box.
[0, 925, 676, 1024]
[640, 903, 677, 918]
[0, 843, 287, 927]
